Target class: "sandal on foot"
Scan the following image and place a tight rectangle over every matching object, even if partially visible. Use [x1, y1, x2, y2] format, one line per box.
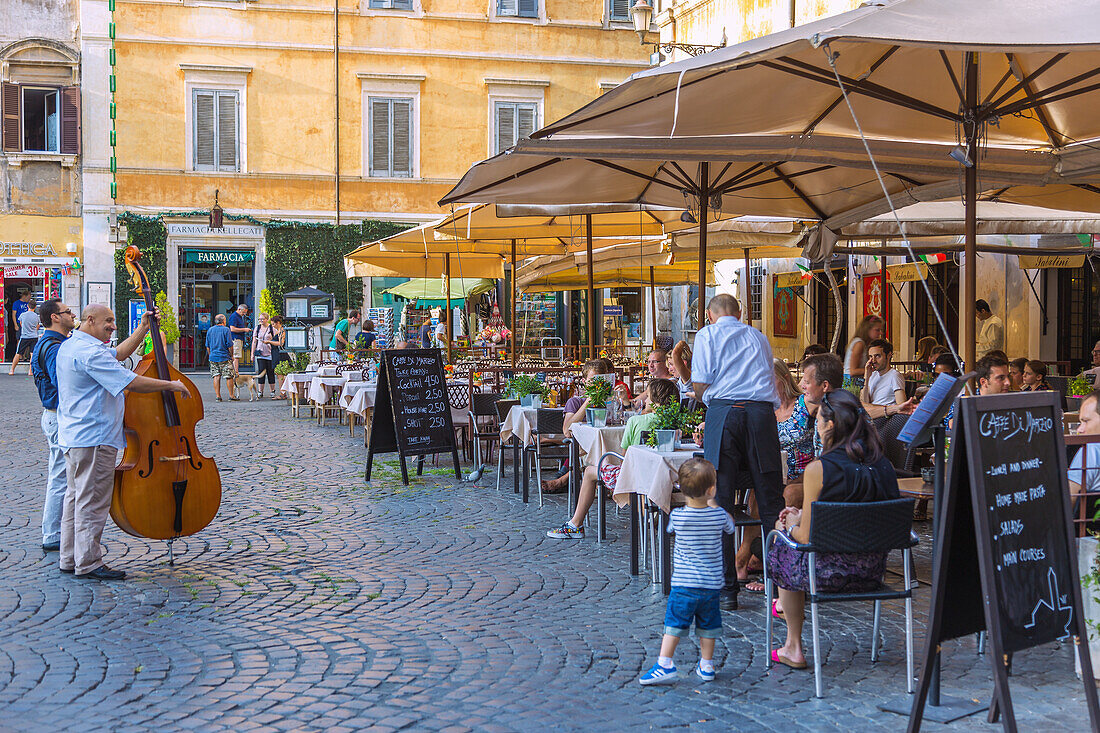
[770, 649, 807, 670]
[771, 600, 785, 621]
[745, 581, 766, 594]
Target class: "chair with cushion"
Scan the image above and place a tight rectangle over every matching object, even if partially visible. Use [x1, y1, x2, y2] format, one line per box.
[764, 498, 918, 698]
[524, 408, 571, 507]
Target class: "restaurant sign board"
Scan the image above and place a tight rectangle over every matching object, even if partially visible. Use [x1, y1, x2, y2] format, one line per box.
[775, 271, 809, 288]
[1017, 254, 1087, 270]
[885, 262, 929, 282]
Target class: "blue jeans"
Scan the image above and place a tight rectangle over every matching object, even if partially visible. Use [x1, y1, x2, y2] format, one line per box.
[41, 410, 67, 545]
[664, 586, 722, 638]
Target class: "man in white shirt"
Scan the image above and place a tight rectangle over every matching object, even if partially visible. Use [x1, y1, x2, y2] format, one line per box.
[860, 338, 906, 407]
[692, 294, 781, 609]
[1069, 390, 1100, 498]
[1083, 340, 1100, 387]
[56, 304, 189, 580]
[975, 299, 1004, 356]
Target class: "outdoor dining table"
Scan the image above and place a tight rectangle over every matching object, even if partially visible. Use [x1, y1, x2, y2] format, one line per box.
[568, 422, 628, 541]
[499, 404, 564, 503]
[308, 374, 348, 407]
[340, 381, 376, 437]
[283, 372, 317, 418]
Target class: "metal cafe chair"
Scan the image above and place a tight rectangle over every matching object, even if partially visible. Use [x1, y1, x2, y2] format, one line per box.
[467, 392, 502, 479]
[764, 498, 918, 698]
[494, 399, 520, 492]
[524, 408, 571, 508]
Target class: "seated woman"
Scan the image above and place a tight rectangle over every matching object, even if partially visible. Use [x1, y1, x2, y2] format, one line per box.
[547, 378, 679, 539]
[542, 358, 613, 493]
[1021, 359, 1053, 392]
[766, 388, 900, 669]
[738, 359, 813, 592]
[1008, 357, 1028, 391]
[613, 381, 634, 408]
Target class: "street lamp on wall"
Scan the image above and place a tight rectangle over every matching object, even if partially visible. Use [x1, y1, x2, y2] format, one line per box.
[630, 0, 726, 59]
[210, 189, 224, 230]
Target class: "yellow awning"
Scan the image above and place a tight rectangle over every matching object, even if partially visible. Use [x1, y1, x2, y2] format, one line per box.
[519, 261, 712, 293]
[344, 225, 504, 278]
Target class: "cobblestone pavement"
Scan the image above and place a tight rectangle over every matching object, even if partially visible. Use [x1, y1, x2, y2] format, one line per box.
[0, 373, 1092, 732]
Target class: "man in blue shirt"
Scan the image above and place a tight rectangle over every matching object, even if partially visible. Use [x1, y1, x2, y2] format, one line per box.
[227, 303, 250, 373]
[56, 304, 188, 580]
[30, 299, 75, 552]
[9, 290, 31, 374]
[206, 314, 236, 401]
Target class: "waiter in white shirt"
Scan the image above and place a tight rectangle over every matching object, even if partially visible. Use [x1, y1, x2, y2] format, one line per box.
[56, 304, 188, 580]
[692, 294, 781, 608]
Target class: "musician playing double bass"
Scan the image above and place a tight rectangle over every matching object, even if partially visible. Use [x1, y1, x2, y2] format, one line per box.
[56, 304, 189, 580]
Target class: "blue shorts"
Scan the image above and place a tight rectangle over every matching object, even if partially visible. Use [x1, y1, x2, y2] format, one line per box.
[664, 586, 722, 638]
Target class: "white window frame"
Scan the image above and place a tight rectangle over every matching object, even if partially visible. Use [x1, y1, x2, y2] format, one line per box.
[20, 86, 60, 154]
[181, 64, 250, 174]
[360, 0, 421, 15]
[359, 74, 423, 180]
[485, 80, 546, 157]
[489, 0, 545, 24]
[606, 0, 632, 25]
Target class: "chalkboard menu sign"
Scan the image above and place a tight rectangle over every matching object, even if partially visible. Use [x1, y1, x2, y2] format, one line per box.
[365, 348, 460, 485]
[909, 391, 1099, 731]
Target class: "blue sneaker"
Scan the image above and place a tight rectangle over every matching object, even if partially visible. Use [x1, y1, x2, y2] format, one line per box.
[696, 662, 715, 682]
[639, 662, 678, 685]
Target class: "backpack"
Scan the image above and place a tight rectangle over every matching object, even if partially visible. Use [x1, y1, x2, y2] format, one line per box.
[33, 331, 66, 407]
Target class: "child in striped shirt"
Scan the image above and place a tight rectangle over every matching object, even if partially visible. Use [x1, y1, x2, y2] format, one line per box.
[639, 458, 735, 685]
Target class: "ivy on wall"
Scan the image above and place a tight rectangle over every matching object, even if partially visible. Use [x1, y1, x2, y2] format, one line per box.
[113, 213, 407, 336]
[114, 217, 168, 334]
[265, 220, 405, 318]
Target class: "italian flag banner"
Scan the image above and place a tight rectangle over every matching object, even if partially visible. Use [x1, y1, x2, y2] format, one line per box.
[919, 253, 947, 264]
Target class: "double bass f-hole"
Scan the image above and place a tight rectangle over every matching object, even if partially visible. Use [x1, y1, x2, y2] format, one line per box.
[179, 435, 203, 471]
[139, 439, 161, 478]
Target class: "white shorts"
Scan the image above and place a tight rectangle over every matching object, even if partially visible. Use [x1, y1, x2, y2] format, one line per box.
[232, 340, 244, 359]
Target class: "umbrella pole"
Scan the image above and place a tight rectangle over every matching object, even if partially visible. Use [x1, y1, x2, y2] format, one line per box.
[880, 249, 888, 339]
[511, 239, 517, 368]
[743, 247, 752, 323]
[963, 52, 977, 374]
[445, 254, 452, 363]
[587, 213, 596, 359]
[650, 265, 657, 348]
[697, 162, 710, 331]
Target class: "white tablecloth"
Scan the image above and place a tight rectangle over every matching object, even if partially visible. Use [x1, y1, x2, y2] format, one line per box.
[569, 423, 627, 467]
[344, 383, 379, 418]
[499, 405, 542, 447]
[308, 375, 348, 405]
[613, 444, 701, 513]
[283, 372, 317, 399]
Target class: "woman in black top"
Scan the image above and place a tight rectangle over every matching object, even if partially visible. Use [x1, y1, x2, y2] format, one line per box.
[767, 388, 900, 669]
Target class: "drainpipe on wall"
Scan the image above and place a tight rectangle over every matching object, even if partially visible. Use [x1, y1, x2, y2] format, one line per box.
[790, 0, 796, 28]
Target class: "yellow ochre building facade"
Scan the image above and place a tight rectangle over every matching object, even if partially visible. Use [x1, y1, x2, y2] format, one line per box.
[78, 0, 649, 355]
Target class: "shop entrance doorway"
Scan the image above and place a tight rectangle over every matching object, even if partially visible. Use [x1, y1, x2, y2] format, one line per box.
[178, 253, 253, 370]
[2, 265, 61, 362]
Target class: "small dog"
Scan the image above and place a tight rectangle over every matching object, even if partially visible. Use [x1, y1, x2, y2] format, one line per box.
[230, 373, 258, 402]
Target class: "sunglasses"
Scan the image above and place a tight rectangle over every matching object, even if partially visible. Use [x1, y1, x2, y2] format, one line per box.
[59, 310, 73, 316]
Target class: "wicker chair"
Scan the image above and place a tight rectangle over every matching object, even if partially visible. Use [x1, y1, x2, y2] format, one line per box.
[468, 392, 503, 471]
[764, 498, 918, 698]
[873, 415, 919, 477]
[447, 382, 472, 459]
[494, 399, 521, 492]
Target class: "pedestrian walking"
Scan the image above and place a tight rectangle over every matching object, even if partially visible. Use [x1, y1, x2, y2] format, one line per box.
[206, 314, 236, 402]
[56, 304, 188, 580]
[270, 315, 287, 399]
[11, 295, 40, 375]
[691, 294, 782, 611]
[29, 299, 75, 553]
[227, 303, 250, 372]
[639, 458, 735, 685]
[252, 312, 277, 399]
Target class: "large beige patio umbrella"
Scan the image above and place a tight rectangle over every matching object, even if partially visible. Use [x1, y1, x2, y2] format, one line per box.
[462, 0, 1100, 369]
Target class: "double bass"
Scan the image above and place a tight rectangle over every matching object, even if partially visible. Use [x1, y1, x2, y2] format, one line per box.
[112, 246, 221, 545]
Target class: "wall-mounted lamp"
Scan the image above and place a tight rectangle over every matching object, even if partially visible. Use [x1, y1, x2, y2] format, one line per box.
[210, 189, 224, 230]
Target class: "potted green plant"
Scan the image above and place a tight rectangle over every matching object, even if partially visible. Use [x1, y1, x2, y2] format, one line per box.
[506, 373, 547, 407]
[647, 401, 703, 452]
[1068, 373, 1093, 412]
[1078, 506, 1100, 679]
[584, 377, 613, 426]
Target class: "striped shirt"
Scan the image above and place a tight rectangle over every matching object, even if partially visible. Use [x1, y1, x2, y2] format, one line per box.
[668, 506, 736, 590]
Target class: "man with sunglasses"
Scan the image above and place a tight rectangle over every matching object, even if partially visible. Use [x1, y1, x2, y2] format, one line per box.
[30, 299, 76, 553]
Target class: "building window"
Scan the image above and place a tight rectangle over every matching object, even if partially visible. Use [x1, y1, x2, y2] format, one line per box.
[368, 97, 413, 178]
[608, 0, 630, 22]
[497, 0, 538, 19]
[493, 101, 537, 155]
[192, 89, 239, 172]
[749, 264, 764, 323]
[1, 82, 80, 155]
[369, 0, 413, 8]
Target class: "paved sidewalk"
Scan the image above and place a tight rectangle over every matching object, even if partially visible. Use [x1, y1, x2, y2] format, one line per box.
[0, 374, 1091, 731]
